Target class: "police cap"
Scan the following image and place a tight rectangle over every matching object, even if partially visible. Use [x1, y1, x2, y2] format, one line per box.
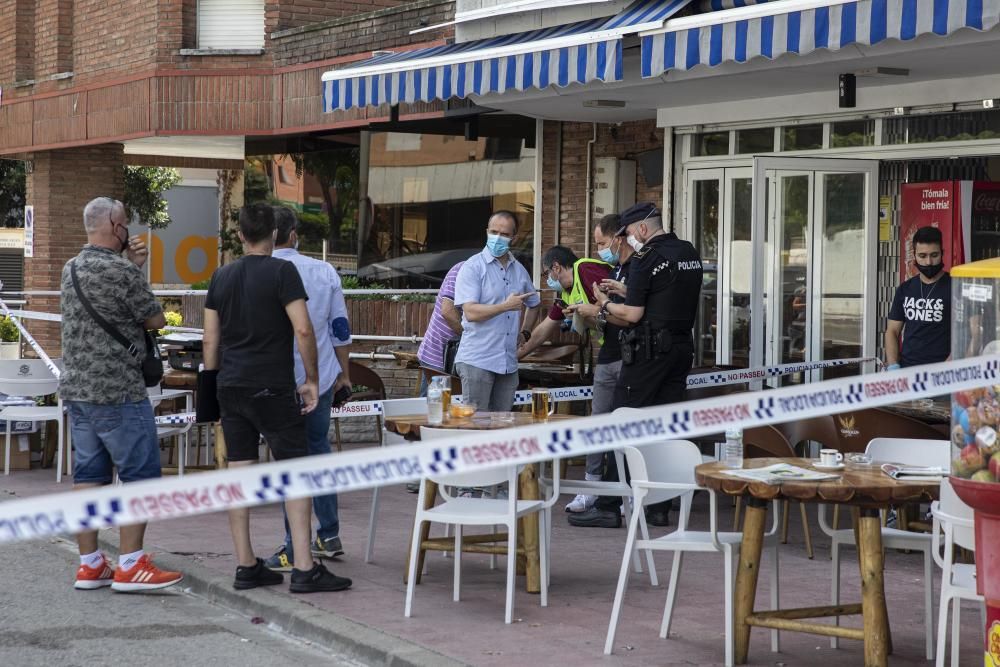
[616, 202, 660, 236]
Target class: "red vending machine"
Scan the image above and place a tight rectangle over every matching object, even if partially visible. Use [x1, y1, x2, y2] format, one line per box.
[900, 181, 1000, 281]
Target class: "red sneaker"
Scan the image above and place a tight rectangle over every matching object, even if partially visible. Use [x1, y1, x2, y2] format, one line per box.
[111, 554, 183, 592]
[75, 555, 115, 590]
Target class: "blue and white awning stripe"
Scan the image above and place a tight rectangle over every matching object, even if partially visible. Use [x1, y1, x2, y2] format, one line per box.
[641, 0, 1000, 77]
[697, 0, 774, 10]
[322, 0, 693, 112]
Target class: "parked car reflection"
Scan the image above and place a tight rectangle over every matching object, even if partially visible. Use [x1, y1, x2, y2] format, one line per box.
[358, 248, 534, 288]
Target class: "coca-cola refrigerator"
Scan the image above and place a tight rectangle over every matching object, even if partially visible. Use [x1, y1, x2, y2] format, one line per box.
[970, 182, 1000, 261]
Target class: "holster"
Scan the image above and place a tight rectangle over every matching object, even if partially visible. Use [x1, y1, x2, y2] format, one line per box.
[654, 328, 673, 355]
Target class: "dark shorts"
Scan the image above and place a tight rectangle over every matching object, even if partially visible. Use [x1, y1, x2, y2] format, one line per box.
[218, 386, 308, 462]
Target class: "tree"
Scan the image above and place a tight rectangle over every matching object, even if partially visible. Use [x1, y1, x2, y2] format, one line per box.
[123, 166, 182, 229]
[290, 149, 359, 251]
[0, 160, 26, 228]
[0, 162, 182, 230]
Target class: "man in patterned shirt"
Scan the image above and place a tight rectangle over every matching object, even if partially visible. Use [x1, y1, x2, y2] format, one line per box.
[60, 196, 183, 592]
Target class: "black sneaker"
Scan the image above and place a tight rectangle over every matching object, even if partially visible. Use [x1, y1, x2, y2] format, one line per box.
[289, 563, 352, 593]
[311, 536, 344, 559]
[567, 507, 622, 528]
[234, 558, 284, 590]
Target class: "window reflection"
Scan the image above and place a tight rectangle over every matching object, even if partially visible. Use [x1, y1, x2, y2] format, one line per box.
[361, 132, 536, 287]
[693, 179, 720, 368]
[821, 173, 865, 371]
[729, 178, 752, 368]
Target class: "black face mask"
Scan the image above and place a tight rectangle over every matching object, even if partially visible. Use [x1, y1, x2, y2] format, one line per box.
[916, 262, 943, 279]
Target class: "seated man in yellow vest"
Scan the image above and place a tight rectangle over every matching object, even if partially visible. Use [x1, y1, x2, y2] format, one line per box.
[518, 245, 611, 512]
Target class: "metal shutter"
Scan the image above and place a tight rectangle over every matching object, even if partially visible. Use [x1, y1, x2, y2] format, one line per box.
[0, 250, 24, 293]
[198, 0, 265, 50]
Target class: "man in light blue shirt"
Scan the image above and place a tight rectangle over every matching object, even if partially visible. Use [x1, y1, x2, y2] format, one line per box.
[453, 210, 541, 411]
[266, 207, 353, 570]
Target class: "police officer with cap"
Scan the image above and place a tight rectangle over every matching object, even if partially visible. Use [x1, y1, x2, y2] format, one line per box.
[570, 202, 703, 528]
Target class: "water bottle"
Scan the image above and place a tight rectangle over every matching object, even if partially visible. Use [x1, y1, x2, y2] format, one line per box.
[427, 380, 443, 426]
[724, 427, 744, 469]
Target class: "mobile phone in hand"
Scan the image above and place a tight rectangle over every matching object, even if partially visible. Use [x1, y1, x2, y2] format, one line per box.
[333, 385, 352, 408]
[553, 298, 568, 310]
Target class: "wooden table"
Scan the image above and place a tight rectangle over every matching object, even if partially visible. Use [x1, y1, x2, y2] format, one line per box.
[882, 398, 951, 425]
[696, 457, 940, 667]
[385, 412, 575, 595]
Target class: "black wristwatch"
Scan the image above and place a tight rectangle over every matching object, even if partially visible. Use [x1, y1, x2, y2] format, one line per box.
[521, 329, 531, 342]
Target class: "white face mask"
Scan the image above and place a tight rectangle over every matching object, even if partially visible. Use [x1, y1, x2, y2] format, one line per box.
[626, 234, 643, 252]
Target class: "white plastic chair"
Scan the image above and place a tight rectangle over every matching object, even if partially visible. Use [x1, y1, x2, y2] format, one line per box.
[605, 440, 781, 666]
[147, 385, 193, 476]
[820, 437, 950, 659]
[405, 425, 559, 624]
[366, 397, 427, 563]
[0, 359, 66, 482]
[931, 477, 985, 667]
[538, 406, 652, 579]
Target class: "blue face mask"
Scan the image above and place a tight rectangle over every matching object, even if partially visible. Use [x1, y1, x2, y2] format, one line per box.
[598, 247, 618, 264]
[546, 275, 562, 291]
[485, 234, 510, 257]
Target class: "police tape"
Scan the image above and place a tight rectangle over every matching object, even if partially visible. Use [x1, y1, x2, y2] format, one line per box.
[2, 354, 993, 544]
[0, 305, 874, 394]
[154, 399, 387, 425]
[0, 300, 62, 380]
[685, 357, 878, 388]
[151, 359, 878, 425]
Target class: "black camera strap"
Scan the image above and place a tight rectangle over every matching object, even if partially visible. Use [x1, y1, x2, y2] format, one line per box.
[69, 260, 143, 361]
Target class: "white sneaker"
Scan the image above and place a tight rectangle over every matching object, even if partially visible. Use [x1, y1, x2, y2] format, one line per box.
[565, 494, 596, 513]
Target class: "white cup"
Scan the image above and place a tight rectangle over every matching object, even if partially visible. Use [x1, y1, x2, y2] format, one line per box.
[819, 449, 843, 467]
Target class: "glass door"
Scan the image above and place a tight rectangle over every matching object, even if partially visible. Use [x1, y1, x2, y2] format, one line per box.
[688, 169, 722, 369]
[687, 167, 753, 369]
[751, 157, 878, 385]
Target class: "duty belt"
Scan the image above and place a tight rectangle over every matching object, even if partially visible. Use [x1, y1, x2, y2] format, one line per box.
[619, 325, 691, 365]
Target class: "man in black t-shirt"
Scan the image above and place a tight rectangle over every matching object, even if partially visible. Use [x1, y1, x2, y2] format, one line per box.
[203, 204, 351, 594]
[885, 226, 952, 369]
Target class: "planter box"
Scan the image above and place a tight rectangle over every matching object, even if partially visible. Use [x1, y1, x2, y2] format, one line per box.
[0, 342, 19, 360]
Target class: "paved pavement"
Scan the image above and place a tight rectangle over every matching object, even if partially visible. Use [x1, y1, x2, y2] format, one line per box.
[0, 537, 367, 667]
[0, 450, 984, 666]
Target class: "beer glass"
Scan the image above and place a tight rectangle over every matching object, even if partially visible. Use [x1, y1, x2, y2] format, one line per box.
[532, 388, 554, 421]
[437, 376, 452, 417]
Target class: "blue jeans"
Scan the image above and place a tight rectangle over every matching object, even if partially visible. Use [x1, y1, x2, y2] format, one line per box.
[281, 386, 339, 553]
[68, 400, 160, 485]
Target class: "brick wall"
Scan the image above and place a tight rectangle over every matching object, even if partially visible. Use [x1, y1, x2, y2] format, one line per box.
[35, 0, 74, 79]
[24, 144, 125, 356]
[0, 0, 35, 82]
[542, 120, 664, 259]
[275, 0, 415, 32]
[70, 0, 159, 86]
[271, 0, 455, 68]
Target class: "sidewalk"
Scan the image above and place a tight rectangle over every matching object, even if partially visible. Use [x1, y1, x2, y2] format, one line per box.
[0, 446, 977, 666]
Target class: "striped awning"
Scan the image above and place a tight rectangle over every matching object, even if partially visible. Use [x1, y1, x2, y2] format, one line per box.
[641, 0, 1000, 78]
[322, 0, 693, 112]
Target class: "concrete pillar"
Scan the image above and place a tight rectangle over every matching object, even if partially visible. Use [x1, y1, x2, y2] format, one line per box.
[24, 143, 124, 356]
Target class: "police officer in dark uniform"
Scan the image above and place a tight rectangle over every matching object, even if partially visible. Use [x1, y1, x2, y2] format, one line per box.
[568, 202, 703, 528]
